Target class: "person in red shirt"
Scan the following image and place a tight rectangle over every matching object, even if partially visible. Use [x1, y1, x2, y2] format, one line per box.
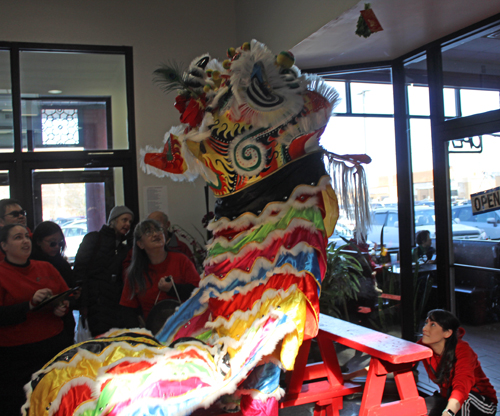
[147, 211, 196, 265]
[120, 219, 200, 332]
[0, 224, 71, 416]
[419, 309, 497, 416]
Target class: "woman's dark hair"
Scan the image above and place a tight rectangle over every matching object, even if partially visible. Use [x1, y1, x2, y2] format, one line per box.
[0, 224, 28, 254]
[126, 219, 165, 296]
[32, 221, 66, 257]
[426, 309, 461, 385]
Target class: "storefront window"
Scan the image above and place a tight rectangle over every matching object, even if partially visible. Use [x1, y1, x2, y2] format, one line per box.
[322, 69, 399, 334]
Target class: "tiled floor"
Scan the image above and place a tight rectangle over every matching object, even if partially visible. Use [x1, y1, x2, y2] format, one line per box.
[281, 321, 500, 416]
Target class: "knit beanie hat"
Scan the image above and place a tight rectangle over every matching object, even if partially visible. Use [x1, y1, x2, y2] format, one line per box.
[108, 206, 134, 224]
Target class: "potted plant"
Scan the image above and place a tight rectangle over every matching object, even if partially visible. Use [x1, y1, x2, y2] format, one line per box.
[320, 241, 363, 321]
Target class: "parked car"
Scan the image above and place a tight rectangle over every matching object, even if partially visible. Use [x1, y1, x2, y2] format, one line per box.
[452, 204, 500, 239]
[368, 206, 483, 249]
[61, 220, 88, 262]
[328, 222, 354, 247]
[52, 216, 85, 227]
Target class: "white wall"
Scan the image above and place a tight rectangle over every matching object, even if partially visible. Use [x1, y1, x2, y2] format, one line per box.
[233, 0, 359, 52]
[0, 0, 237, 239]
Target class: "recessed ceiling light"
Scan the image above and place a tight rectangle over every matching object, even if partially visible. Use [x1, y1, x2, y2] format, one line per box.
[48, 89, 62, 94]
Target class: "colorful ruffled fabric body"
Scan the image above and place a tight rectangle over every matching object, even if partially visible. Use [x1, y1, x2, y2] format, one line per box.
[24, 330, 240, 416]
[23, 174, 338, 416]
[155, 170, 338, 400]
[23, 40, 371, 416]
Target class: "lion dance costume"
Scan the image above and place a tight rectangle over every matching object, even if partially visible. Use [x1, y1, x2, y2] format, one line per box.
[23, 40, 370, 416]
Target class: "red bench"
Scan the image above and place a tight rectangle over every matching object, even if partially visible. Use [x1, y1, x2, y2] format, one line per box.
[279, 333, 362, 416]
[212, 313, 432, 416]
[318, 313, 432, 416]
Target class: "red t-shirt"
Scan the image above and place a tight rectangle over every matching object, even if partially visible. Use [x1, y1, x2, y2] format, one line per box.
[418, 328, 497, 405]
[173, 239, 196, 265]
[0, 260, 69, 346]
[120, 252, 200, 319]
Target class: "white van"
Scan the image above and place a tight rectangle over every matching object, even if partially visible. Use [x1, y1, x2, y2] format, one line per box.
[368, 206, 483, 248]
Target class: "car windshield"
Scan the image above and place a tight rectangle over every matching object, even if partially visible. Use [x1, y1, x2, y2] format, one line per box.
[415, 209, 435, 226]
[373, 209, 438, 226]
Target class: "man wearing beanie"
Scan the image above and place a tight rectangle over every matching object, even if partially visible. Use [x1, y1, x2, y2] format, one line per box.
[74, 205, 138, 337]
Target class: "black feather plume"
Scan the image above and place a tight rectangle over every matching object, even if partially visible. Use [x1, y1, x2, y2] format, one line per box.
[153, 61, 189, 95]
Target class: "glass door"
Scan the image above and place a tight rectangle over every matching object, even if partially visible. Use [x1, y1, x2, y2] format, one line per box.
[32, 167, 125, 262]
[446, 134, 500, 325]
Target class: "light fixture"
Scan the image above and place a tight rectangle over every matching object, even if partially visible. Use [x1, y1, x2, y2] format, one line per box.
[48, 89, 62, 94]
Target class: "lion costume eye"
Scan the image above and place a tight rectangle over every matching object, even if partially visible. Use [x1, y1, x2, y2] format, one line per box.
[246, 61, 285, 109]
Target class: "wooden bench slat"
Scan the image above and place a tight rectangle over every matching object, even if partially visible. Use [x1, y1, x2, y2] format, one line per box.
[319, 314, 432, 364]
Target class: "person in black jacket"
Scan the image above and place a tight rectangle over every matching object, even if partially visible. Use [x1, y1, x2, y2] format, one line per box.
[31, 220, 78, 344]
[73, 206, 138, 337]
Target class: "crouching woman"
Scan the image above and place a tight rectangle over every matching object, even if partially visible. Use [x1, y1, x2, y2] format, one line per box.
[419, 309, 497, 416]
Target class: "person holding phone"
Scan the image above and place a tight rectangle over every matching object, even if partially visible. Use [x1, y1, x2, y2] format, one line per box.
[0, 224, 72, 416]
[31, 221, 79, 344]
[120, 219, 200, 324]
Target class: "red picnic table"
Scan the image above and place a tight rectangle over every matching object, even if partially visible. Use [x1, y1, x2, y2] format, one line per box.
[209, 313, 432, 416]
[317, 314, 432, 416]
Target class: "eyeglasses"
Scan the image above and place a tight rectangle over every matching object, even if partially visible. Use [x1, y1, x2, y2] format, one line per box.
[144, 228, 163, 237]
[45, 240, 64, 247]
[4, 209, 26, 218]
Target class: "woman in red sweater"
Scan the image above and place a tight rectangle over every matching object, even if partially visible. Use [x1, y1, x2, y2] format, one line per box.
[419, 309, 497, 416]
[120, 219, 200, 332]
[0, 224, 72, 416]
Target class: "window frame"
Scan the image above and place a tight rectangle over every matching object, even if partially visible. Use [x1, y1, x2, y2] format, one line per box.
[21, 95, 113, 151]
[309, 12, 500, 339]
[0, 41, 138, 227]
